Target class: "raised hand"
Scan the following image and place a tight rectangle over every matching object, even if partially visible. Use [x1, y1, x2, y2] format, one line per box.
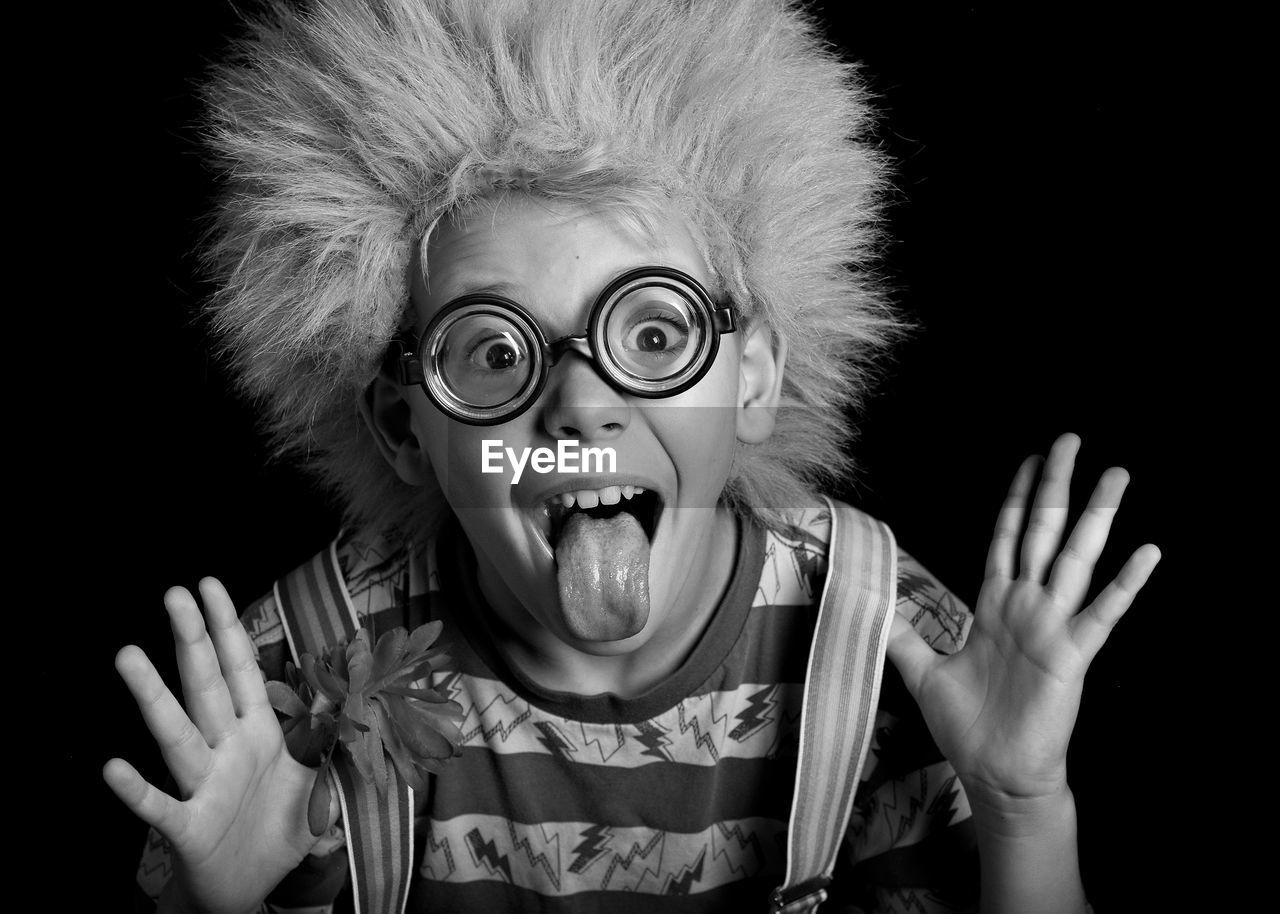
[104, 579, 337, 914]
[886, 433, 1161, 807]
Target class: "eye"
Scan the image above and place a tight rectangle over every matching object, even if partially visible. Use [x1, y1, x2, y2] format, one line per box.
[621, 309, 689, 356]
[466, 331, 524, 371]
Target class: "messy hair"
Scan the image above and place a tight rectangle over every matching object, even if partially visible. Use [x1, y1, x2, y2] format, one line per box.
[202, 0, 902, 539]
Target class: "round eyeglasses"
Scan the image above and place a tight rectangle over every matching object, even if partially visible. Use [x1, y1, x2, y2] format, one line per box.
[386, 266, 736, 425]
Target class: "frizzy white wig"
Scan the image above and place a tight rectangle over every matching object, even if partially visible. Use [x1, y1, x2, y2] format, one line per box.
[201, 0, 904, 539]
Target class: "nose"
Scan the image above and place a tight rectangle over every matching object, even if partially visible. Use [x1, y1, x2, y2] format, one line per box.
[540, 349, 630, 441]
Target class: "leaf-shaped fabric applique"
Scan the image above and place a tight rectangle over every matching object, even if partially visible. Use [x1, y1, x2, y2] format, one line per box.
[283, 717, 312, 761]
[342, 694, 374, 783]
[383, 684, 453, 704]
[307, 755, 333, 838]
[362, 699, 388, 795]
[301, 655, 343, 704]
[326, 640, 351, 684]
[315, 665, 350, 703]
[371, 628, 409, 682]
[401, 659, 441, 687]
[266, 681, 310, 719]
[417, 756, 450, 776]
[380, 692, 461, 761]
[370, 700, 428, 793]
[415, 703, 465, 742]
[337, 712, 364, 747]
[262, 681, 307, 716]
[406, 620, 444, 656]
[269, 674, 333, 767]
[346, 630, 373, 693]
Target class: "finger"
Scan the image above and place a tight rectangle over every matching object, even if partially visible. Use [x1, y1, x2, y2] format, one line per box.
[885, 612, 943, 700]
[167, 585, 238, 745]
[102, 757, 190, 841]
[1020, 433, 1080, 583]
[115, 644, 213, 795]
[985, 455, 1041, 581]
[1046, 467, 1130, 609]
[199, 577, 268, 716]
[1069, 544, 1161, 658]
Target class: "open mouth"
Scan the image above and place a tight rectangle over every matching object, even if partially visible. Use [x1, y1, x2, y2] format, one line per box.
[543, 486, 663, 549]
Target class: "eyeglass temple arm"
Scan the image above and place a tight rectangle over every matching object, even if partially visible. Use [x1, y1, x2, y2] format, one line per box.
[386, 335, 426, 386]
[712, 305, 736, 334]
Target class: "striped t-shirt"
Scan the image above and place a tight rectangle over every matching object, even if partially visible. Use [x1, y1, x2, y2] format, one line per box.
[137, 502, 978, 913]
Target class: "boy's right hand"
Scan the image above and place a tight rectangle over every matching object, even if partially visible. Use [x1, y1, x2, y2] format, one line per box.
[104, 578, 340, 914]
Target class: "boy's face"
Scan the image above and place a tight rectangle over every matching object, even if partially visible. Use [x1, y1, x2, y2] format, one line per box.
[375, 196, 780, 661]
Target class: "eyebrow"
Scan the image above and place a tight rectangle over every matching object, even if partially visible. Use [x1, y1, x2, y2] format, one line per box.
[445, 279, 525, 301]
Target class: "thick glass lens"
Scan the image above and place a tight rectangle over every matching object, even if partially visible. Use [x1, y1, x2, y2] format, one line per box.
[429, 310, 535, 408]
[602, 285, 700, 381]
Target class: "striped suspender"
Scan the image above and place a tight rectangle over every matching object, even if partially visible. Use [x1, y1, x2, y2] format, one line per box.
[771, 499, 899, 913]
[273, 542, 416, 914]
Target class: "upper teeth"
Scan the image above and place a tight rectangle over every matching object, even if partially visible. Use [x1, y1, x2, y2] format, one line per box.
[553, 486, 644, 510]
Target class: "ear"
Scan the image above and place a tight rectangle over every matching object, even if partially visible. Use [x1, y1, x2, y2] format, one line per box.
[357, 374, 433, 486]
[736, 321, 786, 444]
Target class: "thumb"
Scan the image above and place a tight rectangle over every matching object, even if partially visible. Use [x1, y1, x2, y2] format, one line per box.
[885, 612, 940, 699]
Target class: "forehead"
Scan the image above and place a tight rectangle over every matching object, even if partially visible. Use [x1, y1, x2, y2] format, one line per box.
[410, 197, 712, 322]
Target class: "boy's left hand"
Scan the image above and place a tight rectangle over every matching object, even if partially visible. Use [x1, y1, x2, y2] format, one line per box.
[885, 433, 1160, 816]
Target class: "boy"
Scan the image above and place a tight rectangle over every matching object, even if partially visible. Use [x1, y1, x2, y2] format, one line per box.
[105, 1, 1159, 911]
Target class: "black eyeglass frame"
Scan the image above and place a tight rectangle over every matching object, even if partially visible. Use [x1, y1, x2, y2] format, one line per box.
[385, 265, 737, 426]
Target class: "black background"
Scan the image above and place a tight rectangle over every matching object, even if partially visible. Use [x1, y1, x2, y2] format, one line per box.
[38, 3, 1219, 910]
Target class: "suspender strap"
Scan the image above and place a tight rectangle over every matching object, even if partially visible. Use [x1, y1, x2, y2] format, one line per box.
[772, 499, 898, 913]
[274, 542, 416, 914]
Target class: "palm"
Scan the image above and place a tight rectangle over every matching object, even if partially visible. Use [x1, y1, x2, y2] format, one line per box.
[168, 704, 314, 904]
[105, 579, 330, 914]
[888, 434, 1160, 802]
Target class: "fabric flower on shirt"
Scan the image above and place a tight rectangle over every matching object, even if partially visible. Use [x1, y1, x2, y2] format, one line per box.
[266, 622, 464, 835]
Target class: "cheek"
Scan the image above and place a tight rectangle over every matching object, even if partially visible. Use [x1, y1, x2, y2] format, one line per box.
[656, 399, 739, 507]
[415, 413, 509, 509]
[673, 355, 742, 439]
[416, 402, 548, 511]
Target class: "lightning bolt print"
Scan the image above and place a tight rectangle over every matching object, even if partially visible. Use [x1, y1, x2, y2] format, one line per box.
[790, 545, 822, 600]
[877, 776, 926, 844]
[662, 847, 706, 895]
[580, 722, 627, 763]
[601, 831, 666, 890]
[434, 668, 464, 704]
[505, 822, 562, 891]
[896, 558, 972, 650]
[634, 720, 673, 761]
[136, 830, 174, 890]
[420, 828, 457, 881]
[710, 821, 766, 878]
[534, 720, 577, 759]
[675, 702, 722, 762]
[896, 567, 939, 612]
[925, 773, 964, 830]
[239, 600, 281, 645]
[569, 824, 612, 875]
[463, 692, 533, 744]
[465, 828, 513, 883]
[728, 685, 777, 742]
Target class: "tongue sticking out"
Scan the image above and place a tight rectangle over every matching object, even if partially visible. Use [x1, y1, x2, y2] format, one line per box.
[555, 511, 651, 641]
